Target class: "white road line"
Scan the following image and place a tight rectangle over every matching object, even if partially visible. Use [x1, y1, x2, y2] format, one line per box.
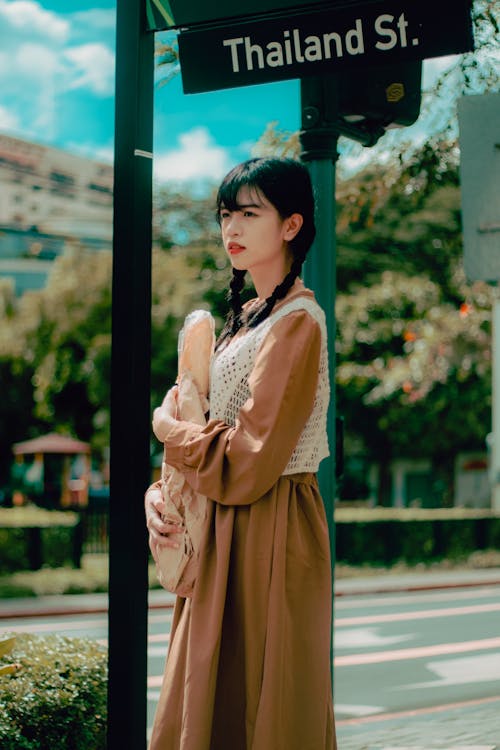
[148, 633, 170, 643]
[336, 602, 500, 627]
[334, 587, 500, 610]
[148, 613, 173, 624]
[334, 636, 500, 667]
[335, 703, 384, 717]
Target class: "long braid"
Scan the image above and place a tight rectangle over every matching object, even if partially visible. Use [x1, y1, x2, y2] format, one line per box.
[215, 268, 246, 349]
[246, 249, 307, 329]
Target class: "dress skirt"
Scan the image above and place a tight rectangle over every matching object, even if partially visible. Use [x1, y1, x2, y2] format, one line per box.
[149, 472, 335, 750]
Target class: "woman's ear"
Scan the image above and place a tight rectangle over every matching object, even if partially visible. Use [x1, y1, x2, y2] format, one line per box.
[284, 213, 304, 241]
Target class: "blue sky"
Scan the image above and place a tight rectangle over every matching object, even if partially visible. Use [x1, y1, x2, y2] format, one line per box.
[0, 0, 466, 188]
[0, 0, 302, 186]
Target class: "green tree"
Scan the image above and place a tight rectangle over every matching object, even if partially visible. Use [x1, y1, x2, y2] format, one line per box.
[337, 270, 492, 451]
[0, 192, 233, 487]
[0, 247, 113, 445]
[336, 138, 463, 295]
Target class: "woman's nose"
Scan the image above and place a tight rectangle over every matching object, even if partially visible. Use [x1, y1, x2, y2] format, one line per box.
[226, 214, 241, 235]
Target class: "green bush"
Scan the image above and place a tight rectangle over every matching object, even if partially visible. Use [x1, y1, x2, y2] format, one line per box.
[334, 508, 500, 565]
[0, 633, 107, 750]
[0, 508, 80, 574]
[0, 527, 27, 571]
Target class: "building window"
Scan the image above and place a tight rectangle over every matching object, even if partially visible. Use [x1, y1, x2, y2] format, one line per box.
[50, 171, 75, 197]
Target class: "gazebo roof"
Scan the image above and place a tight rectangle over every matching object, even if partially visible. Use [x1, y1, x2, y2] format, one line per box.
[12, 432, 90, 456]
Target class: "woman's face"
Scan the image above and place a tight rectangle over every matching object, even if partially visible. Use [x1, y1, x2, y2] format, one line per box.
[219, 186, 302, 281]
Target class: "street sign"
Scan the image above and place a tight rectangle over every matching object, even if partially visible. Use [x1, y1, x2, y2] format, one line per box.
[146, 0, 337, 32]
[458, 93, 500, 283]
[178, 0, 473, 94]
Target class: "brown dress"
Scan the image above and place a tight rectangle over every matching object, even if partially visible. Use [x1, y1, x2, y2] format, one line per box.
[149, 289, 336, 750]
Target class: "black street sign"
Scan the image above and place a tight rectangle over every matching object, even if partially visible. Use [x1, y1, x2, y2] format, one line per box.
[146, 0, 336, 32]
[178, 0, 473, 94]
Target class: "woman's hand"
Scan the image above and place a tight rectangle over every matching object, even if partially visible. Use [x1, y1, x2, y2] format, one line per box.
[144, 484, 183, 563]
[152, 386, 178, 442]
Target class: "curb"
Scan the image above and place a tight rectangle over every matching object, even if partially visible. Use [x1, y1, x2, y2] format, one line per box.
[334, 575, 500, 598]
[1, 572, 499, 620]
[0, 598, 175, 620]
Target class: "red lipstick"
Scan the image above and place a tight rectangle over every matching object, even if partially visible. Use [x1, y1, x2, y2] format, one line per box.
[228, 243, 246, 255]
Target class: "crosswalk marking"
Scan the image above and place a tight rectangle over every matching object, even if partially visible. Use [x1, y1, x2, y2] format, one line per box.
[410, 653, 500, 688]
[335, 627, 414, 649]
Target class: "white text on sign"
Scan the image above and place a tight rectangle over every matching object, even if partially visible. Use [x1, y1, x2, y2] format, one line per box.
[223, 13, 419, 73]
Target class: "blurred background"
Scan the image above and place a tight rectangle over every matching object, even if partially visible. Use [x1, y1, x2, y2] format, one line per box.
[0, 1, 499, 579]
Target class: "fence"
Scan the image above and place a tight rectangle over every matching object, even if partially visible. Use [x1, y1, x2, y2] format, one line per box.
[81, 506, 109, 554]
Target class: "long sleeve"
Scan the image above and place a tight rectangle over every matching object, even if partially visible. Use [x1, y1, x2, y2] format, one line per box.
[160, 310, 321, 506]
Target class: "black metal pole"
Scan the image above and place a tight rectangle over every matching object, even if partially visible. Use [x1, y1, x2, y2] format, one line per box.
[299, 76, 339, 688]
[108, 1, 154, 747]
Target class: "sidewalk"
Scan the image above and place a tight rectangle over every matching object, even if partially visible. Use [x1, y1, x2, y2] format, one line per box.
[336, 695, 500, 750]
[334, 566, 500, 597]
[1, 566, 500, 619]
[0, 587, 175, 619]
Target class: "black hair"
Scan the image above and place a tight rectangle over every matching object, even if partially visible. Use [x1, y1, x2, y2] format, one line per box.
[215, 157, 316, 349]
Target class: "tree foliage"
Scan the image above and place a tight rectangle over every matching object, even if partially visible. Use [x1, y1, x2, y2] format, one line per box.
[0, 189, 230, 485]
[333, 143, 493, 498]
[337, 270, 492, 458]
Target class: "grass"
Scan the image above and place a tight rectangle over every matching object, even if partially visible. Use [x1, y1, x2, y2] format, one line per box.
[0, 506, 78, 528]
[1, 550, 500, 599]
[0, 554, 163, 599]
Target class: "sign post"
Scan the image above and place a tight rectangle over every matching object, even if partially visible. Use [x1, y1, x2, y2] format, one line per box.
[300, 75, 340, 683]
[458, 93, 500, 511]
[108, 2, 154, 748]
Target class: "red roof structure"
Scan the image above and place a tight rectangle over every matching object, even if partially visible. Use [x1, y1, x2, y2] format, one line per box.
[12, 432, 90, 456]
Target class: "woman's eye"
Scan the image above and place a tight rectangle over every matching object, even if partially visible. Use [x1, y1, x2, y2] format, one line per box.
[243, 210, 256, 217]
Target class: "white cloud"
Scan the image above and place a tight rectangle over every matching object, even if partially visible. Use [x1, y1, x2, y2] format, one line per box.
[154, 127, 231, 183]
[15, 42, 60, 78]
[64, 43, 115, 96]
[0, 42, 60, 139]
[0, 105, 18, 130]
[0, 2, 115, 145]
[0, 0, 68, 41]
[71, 9, 116, 31]
[66, 141, 114, 164]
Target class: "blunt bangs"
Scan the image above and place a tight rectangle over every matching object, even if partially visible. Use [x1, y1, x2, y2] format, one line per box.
[216, 162, 265, 219]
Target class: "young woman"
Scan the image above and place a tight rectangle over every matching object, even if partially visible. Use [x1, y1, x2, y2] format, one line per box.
[145, 157, 336, 750]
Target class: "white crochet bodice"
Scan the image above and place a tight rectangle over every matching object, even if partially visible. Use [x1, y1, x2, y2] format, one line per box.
[209, 296, 330, 475]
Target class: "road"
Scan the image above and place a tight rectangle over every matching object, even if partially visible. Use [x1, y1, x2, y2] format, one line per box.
[333, 583, 500, 723]
[1, 582, 499, 739]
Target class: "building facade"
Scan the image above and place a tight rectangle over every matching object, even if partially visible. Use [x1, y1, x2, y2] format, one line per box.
[0, 134, 113, 294]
